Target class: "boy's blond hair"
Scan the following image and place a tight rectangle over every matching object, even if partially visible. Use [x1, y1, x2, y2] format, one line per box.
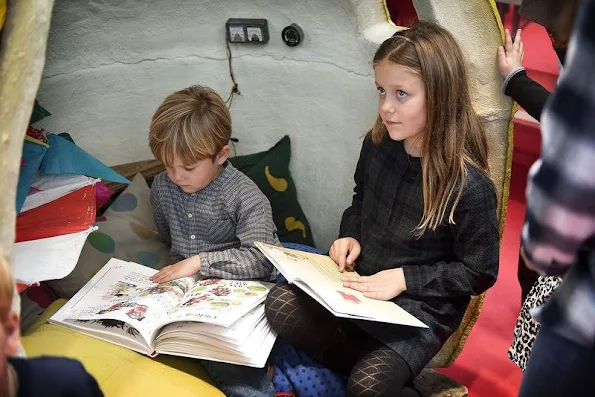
[0, 256, 14, 322]
[149, 85, 231, 166]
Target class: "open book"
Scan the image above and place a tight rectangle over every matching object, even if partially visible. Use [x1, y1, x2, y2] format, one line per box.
[50, 259, 276, 367]
[255, 242, 427, 328]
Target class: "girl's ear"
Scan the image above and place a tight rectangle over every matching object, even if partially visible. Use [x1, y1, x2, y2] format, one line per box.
[3, 311, 20, 358]
[216, 145, 231, 166]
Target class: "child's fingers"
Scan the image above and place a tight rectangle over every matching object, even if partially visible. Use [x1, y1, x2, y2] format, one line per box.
[497, 46, 506, 63]
[514, 29, 522, 46]
[504, 29, 513, 52]
[346, 244, 361, 265]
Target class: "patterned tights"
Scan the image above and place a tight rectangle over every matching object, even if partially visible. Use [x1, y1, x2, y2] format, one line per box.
[265, 284, 420, 397]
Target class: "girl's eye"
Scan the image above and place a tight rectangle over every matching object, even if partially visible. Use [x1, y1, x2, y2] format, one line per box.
[376, 86, 386, 95]
[184, 167, 195, 172]
[397, 90, 408, 98]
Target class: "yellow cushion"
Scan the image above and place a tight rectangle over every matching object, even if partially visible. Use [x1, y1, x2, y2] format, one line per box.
[22, 300, 224, 397]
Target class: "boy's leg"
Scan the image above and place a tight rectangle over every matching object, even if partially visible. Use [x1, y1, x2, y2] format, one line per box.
[265, 283, 368, 375]
[200, 360, 275, 397]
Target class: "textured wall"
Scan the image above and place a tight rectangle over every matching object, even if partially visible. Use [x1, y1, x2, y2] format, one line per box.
[35, 0, 393, 249]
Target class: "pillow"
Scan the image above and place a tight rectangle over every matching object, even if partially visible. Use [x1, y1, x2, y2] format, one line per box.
[229, 136, 315, 247]
[45, 174, 170, 299]
[16, 138, 48, 213]
[29, 100, 51, 124]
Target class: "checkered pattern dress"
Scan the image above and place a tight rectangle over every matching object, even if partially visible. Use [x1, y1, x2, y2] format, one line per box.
[150, 163, 280, 281]
[340, 135, 499, 375]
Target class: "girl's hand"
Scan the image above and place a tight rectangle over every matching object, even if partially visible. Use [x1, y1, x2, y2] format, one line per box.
[497, 28, 524, 79]
[329, 237, 361, 272]
[150, 256, 201, 284]
[342, 268, 406, 301]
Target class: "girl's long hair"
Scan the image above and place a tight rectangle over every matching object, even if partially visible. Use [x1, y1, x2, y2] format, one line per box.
[371, 22, 490, 235]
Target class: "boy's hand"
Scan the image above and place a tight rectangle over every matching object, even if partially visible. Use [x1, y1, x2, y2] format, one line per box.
[150, 256, 201, 284]
[329, 237, 361, 272]
[497, 28, 524, 79]
[342, 268, 406, 301]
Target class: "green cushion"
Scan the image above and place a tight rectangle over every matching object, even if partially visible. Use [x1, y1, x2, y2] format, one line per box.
[30, 100, 51, 124]
[230, 136, 315, 247]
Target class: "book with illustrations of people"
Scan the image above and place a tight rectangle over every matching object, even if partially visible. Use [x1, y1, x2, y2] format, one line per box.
[255, 242, 428, 328]
[49, 258, 276, 367]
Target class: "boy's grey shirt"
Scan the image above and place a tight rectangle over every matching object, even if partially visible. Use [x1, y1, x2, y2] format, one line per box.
[151, 163, 280, 280]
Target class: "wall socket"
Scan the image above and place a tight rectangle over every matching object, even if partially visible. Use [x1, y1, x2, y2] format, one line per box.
[226, 18, 269, 44]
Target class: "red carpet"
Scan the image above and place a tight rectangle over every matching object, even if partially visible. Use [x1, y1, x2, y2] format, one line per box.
[438, 161, 528, 397]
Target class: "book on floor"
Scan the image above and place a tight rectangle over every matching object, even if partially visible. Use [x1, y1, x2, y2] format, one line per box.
[49, 259, 276, 367]
[255, 242, 427, 328]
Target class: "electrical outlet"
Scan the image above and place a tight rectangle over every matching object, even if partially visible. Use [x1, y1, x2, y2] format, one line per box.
[226, 18, 269, 44]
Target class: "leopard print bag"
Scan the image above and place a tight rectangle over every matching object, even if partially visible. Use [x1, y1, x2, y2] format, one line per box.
[508, 276, 562, 371]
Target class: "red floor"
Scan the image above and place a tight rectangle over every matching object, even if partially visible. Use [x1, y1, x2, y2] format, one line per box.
[439, 160, 528, 396]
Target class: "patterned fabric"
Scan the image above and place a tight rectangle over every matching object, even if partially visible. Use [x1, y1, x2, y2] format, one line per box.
[508, 276, 562, 371]
[272, 340, 346, 397]
[266, 284, 419, 396]
[521, 0, 595, 347]
[339, 135, 500, 375]
[151, 162, 280, 280]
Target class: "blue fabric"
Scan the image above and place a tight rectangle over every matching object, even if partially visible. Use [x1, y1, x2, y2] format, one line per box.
[17, 140, 48, 213]
[280, 243, 326, 255]
[273, 243, 346, 397]
[9, 356, 103, 397]
[272, 340, 346, 397]
[40, 134, 130, 184]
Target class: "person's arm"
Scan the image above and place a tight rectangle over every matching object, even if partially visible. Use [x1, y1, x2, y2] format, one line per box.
[504, 69, 551, 121]
[401, 171, 499, 298]
[522, 0, 595, 276]
[199, 195, 278, 280]
[498, 28, 551, 121]
[150, 176, 171, 248]
[339, 134, 371, 241]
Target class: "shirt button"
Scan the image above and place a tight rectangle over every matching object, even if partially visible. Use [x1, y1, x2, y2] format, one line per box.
[190, 235, 196, 240]
[188, 213, 193, 218]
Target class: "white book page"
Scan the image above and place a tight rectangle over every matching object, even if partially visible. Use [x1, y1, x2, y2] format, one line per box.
[256, 242, 427, 328]
[53, 259, 193, 346]
[13, 227, 97, 284]
[152, 279, 269, 333]
[156, 319, 277, 368]
[52, 317, 152, 355]
[155, 305, 265, 346]
[22, 174, 98, 212]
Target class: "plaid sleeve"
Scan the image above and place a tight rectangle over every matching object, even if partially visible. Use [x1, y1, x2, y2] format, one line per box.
[339, 134, 372, 242]
[199, 187, 279, 281]
[150, 174, 171, 248]
[522, 0, 595, 276]
[402, 170, 499, 297]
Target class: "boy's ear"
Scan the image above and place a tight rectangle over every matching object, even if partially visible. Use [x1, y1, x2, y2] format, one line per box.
[4, 311, 20, 358]
[216, 145, 231, 166]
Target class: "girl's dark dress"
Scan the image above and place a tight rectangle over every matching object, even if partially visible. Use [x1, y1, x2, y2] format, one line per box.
[339, 134, 499, 375]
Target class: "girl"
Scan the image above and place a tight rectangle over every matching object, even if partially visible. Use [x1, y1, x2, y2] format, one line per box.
[265, 21, 499, 397]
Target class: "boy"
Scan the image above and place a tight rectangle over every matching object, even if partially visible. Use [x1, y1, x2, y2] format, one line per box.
[0, 255, 103, 397]
[148, 85, 279, 396]
[148, 85, 280, 284]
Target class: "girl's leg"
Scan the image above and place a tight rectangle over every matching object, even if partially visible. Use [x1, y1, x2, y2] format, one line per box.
[265, 283, 368, 374]
[347, 345, 420, 397]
